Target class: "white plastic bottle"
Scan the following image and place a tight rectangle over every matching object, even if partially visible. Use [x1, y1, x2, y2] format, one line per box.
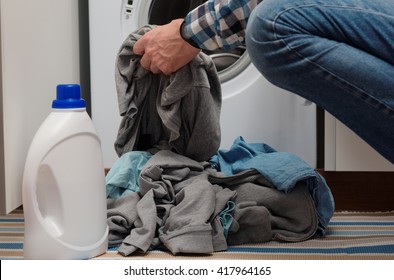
[22, 84, 108, 259]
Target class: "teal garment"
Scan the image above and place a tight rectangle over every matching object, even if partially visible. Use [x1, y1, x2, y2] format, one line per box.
[106, 151, 152, 198]
[218, 201, 236, 238]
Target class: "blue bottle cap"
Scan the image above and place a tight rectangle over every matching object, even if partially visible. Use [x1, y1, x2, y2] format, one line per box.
[52, 84, 86, 109]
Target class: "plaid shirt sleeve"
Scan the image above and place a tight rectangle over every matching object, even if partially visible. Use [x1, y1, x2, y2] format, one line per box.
[184, 0, 263, 51]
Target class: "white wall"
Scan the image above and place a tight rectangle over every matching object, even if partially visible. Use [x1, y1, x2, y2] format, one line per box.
[325, 113, 394, 171]
[0, 0, 80, 213]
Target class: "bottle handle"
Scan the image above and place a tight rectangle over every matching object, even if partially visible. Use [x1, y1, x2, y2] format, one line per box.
[35, 164, 64, 237]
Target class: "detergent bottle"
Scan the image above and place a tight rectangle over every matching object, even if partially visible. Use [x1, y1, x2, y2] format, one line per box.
[22, 84, 108, 259]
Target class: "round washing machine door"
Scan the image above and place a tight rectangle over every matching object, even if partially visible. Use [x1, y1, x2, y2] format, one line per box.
[120, 0, 251, 84]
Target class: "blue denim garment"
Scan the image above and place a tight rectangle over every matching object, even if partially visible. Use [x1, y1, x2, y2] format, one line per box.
[246, 0, 394, 163]
[106, 151, 152, 198]
[210, 136, 335, 236]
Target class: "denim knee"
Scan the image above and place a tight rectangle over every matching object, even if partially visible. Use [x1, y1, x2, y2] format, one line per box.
[246, 0, 394, 163]
[245, 0, 292, 87]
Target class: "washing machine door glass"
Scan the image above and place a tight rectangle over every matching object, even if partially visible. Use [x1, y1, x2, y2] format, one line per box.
[130, 0, 251, 83]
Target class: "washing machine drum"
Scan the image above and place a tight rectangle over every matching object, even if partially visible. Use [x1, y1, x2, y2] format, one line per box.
[148, 0, 200, 25]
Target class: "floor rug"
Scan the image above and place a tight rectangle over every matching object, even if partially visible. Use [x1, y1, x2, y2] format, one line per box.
[1, 208, 394, 260]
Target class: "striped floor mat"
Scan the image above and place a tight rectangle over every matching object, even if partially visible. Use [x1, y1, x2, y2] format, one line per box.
[1, 209, 394, 260]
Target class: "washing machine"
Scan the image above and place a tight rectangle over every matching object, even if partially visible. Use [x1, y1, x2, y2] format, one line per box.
[89, 0, 317, 168]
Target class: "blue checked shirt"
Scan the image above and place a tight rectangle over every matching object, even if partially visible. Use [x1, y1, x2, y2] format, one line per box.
[184, 0, 263, 51]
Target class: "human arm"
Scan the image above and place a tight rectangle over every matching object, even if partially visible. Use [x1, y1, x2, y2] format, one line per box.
[133, 19, 200, 75]
[185, 0, 262, 50]
[133, 0, 262, 74]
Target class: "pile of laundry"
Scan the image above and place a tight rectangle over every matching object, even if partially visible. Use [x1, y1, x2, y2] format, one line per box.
[106, 26, 335, 256]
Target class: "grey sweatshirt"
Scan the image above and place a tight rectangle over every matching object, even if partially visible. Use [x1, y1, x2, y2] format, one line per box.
[114, 25, 222, 162]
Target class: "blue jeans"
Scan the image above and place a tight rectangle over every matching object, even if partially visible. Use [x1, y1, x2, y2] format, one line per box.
[246, 0, 394, 163]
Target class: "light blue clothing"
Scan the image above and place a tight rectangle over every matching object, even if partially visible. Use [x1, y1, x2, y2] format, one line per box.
[106, 151, 152, 198]
[218, 201, 236, 239]
[210, 136, 335, 236]
[246, 0, 394, 163]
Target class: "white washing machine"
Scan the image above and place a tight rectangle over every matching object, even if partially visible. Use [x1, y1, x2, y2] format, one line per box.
[89, 0, 317, 168]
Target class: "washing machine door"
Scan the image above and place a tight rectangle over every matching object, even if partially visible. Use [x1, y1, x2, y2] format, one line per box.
[120, 0, 250, 83]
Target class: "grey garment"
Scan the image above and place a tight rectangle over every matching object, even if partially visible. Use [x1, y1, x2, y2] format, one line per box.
[106, 190, 157, 255]
[139, 150, 235, 254]
[106, 150, 318, 256]
[114, 25, 222, 162]
[107, 150, 234, 256]
[208, 169, 318, 244]
[227, 182, 318, 244]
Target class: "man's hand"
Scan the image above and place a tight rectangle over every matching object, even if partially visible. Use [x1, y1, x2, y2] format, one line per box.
[133, 19, 201, 75]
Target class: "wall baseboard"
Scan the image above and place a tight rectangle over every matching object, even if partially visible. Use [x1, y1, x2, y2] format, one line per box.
[317, 169, 394, 211]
